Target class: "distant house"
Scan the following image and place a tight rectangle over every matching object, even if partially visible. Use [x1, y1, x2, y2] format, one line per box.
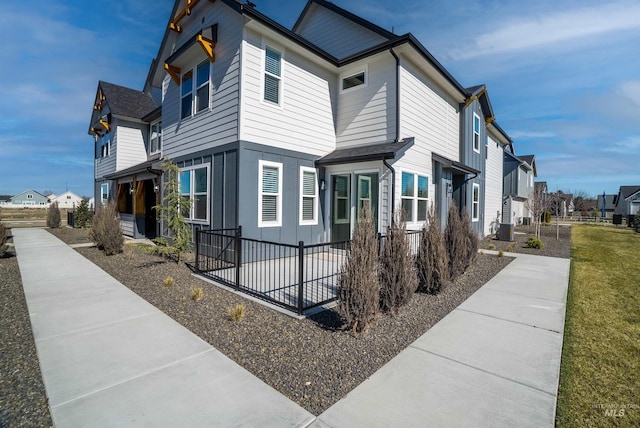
[50, 191, 84, 209]
[9, 190, 49, 207]
[597, 194, 617, 219]
[502, 153, 536, 225]
[614, 186, 640, 219]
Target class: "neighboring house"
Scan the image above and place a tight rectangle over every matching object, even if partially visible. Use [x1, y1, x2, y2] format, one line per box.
[502, 153, 536, 225]
[549, 191, 574, 218]
[614, 186, 640, 218]
[90, 0, 515, 241]
[597, 193, 617, 219]
[9, 190, 50, 207]
[50, 191, 84, 209]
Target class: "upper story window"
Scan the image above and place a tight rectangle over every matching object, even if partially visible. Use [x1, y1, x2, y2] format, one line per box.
[401, 172, 429, 223]
[27, 194, 33, 199]
[196, 61, 210, 113]
[96, 132, 111, 159]
[342, 71, 366, 91]
[258, 160, 282, 227]
[299, 167, 318, 225]
[472, 183, 480, 221]
[150, 121, 162, 154]
[181, 70, 193, 119]
[473, 113, 481, 153]
[264, 46, 282, 105]
[179, 165, 209, 222]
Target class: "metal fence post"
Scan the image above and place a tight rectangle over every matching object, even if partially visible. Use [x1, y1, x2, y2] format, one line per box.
[377, 232, 382, 257]
[235, 226, 242, 290]
[195, 228, 200, 272]
[297, 241, 304, 315]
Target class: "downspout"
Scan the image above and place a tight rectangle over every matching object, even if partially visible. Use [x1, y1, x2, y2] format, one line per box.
[385, 48, 401, 215]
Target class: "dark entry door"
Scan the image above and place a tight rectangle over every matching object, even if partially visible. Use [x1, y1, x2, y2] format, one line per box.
[331, 175, 350, 242]
[144, 180, 157, 239]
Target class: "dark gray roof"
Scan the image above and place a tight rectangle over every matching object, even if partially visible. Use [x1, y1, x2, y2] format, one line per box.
[597, 194, 617, 211]
[619, 185, 640, 200]
[432, 152, 481, 175]
[99, 81, 157, 119]
[104, 158, 162, 180]
[315, 138, 414, 166]
[519, 154, 535, 166]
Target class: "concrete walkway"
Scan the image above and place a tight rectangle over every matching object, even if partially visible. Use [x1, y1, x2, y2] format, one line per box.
[12, 228, 314, 427]
[312, 252, 570, 428]
[14, 229, 570, 427]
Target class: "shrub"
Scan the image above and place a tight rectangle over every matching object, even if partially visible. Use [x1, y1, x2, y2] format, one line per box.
[46, 202, 61, 228]
[459, 209, 479, 272]
[543, 211, 552, 224]
[163, 276, 175, 288]
[632, 214, 640, 233]
[337, 204, 380, 334]
[191, 288, 204, 301]
[506, 242, 516, 252]
[416, 206, 449, 294]
[444, 204, 478, 280]
[0, 220, 7, 258]
[90, 201, 124, 255]
[498, 250, 504, 257]
[488, 243, 497, 250]
[74, 198, 92, 228]
[526, 237, 543, 249]
[228, 304, 246, 322]
[379, 210, 418, 314]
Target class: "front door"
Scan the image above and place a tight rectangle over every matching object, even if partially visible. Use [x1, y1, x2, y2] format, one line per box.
[330, 173, 379, 242]
[144, 180, 157, 239]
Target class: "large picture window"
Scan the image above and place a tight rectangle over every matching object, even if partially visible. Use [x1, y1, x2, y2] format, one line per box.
[401, 171, 429, 223]
[264, 46, 282, 104]
[258, 160, 282, 227]
[472, 183, 480, 221]
[300, 167, 318, 225]
[179, 165, 209, 222]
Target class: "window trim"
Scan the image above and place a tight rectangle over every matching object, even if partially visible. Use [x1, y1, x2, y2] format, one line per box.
[299, 166, 318, 226]
[472, 183, 480, 222]
[473, 112, 481, 153]
[195, 60, 211, 114]
[340, 67, 368, 93]
[401, 171, 429, 223]
[149, 121, 162, 155]
[179, 164, 210, 224]
[262, 43, 284, 106]
[258, 160, 283, 227]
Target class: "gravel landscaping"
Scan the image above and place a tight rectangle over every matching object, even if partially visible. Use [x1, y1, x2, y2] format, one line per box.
[0, 235, 53, 428]
[480, 223, 571, 258]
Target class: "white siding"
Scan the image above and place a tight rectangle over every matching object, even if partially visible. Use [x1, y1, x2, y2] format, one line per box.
[484, 136, 504, 236]
[240, 28, 336, 156]
[336, 54, 396, 148]
[162, 3, 243, 159]
[294, 4, 389, 59]
[389, 150, 433, 231]
[116, 124, 147, 171]
[399, 59, 460, 162]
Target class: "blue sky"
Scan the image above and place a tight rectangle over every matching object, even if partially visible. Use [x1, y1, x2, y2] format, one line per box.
[1, 0, 638, 198]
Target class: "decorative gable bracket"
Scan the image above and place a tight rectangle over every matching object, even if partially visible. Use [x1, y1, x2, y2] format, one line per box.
[164, 24, 218, 85]
[464, 87, 487, 109]
[169, 0, 217, 33]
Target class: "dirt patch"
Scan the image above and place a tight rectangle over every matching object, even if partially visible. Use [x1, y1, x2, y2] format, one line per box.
[480, 224, 571, 258]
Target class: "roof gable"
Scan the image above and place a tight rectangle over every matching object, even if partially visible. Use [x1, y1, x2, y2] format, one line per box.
[89, 81, 157, 135]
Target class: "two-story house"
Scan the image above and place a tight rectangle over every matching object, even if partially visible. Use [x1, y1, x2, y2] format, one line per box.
[90, 0, 516, 243]
[502, 152, 537, 225]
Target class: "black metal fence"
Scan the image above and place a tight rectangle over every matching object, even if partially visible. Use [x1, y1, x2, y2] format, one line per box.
[194, 227, 421, 315]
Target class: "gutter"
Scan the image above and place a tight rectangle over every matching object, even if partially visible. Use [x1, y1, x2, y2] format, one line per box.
[383, 48, 401, 216]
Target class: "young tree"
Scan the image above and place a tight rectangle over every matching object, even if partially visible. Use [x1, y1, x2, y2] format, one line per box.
[416, 206, 449, 294]
[526, 185, 550, 239]
[337, 204, 379, 333]
[153, 158, 192, 263]
[46, 202, 61, 228]
[380, 210, 418, 314]
[74, 198, 92, 228]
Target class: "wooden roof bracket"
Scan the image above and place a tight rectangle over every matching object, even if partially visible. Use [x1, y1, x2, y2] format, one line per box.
[485, 116, 495, 126]
[94, 88, 105, 110]
[164, 63, 181, 85]
[464, 87, 487, 108]
[197, 24, 218, 61]
[170, 0, 202, 32]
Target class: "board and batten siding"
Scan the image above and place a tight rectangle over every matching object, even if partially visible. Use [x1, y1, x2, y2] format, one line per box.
[115, 123, 147, 172]
[399, 59, 460, 162]
[484, 135, 504, 236]
[336, 54, 396, 148]
[161, 3, 243, 160]
[294, 4, 389, 59]
[240, 28, 336, 156]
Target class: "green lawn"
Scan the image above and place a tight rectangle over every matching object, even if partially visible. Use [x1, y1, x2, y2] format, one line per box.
[556, 225, 640, 427]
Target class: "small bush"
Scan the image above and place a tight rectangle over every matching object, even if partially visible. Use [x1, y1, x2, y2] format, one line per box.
[526, 237, 543, 249]
[632, 215, 640, 233]
[47, 202, 61, 228]
[0, 220, 7, 258]
[90, 201, 124, 255]
[416, 207, 449, 294]
[506, 242, 516, 252]
[459, 209, 479, 271]
[74, 198, 92, 228]
[191, 288, 204, 301]
[337, 204, 379, 334]
[543, 211, 552, 224]
[488, 243, 497, 250]
[379, 210, 418, 313]
[444, 204, 478, 280]
[498, 250, 504, 257]
[228, 304, 246, 322]
[163, 276, 175, 288]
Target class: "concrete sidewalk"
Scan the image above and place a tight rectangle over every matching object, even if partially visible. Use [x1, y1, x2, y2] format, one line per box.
[312, 252, 570, 428]
[12, 228, 314, 427]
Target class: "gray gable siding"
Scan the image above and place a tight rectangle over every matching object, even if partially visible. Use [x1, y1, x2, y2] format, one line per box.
[10, 190, 49, 205]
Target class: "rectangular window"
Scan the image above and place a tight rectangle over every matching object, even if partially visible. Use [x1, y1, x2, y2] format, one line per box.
[181, 70, 193, 119]
[195, 60, 210, 113]
[258, 160, 282, 227]
[299, 167, 318, 225]
[333, 175, 350, 224]
[264, 46, 282, 104]
[473, 113, 481, 153]
[179, 165, 209, 222]
[472, 183, 480, 221]
[97, 132, 111, 158]
[101, 183, 109, 205]
[342, 71, 366, 90]
[401, 171, 429, 222]
[150, 121, 162, 154]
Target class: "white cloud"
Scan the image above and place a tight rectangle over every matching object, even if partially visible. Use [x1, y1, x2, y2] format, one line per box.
[453, 2, 640, 59]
